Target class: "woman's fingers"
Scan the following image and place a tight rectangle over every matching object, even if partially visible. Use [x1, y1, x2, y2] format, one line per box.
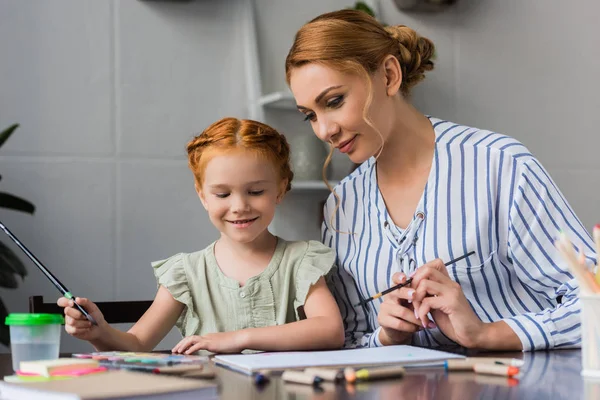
[378, 313, 421, 334]
[417, 296, 445, 324]
[380, 300, 420, 327]
[411, 262, 450, 287]
[391, 272, 408, 285]
[413, 279, 445, 303]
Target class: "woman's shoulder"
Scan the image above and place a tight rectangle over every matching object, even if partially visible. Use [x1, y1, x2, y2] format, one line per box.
[429, 116, 534, 160]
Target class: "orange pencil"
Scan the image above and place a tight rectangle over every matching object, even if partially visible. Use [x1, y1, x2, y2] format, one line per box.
[473, 363, 519, 377]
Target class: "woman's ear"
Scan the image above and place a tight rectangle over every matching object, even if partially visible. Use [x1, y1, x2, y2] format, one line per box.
[382, 55, 402, 97]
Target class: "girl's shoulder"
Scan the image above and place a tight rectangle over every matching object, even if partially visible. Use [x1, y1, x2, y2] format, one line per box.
[151, 242, 215, 278]
[280, 239, 336, 274]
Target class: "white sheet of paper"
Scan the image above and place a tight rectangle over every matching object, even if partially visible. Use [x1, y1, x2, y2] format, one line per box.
[214, 345, 464, 373]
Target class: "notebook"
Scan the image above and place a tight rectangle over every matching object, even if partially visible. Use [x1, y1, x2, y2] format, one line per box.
[0, 370, 218, 400]
[214, 345, 464, 374]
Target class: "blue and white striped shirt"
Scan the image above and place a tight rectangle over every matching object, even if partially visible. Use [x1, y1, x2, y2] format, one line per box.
[322, 117, 595, 351]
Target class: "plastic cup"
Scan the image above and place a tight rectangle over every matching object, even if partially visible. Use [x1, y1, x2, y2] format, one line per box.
[5, 313, 64, 372]
[581, 295, 600, 379]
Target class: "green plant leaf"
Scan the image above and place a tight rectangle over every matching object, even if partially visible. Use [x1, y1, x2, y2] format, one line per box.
[352, 1, 375, 17]
[0, 193, 35, 214]
[0, 267, 18, 289]
[0, 241, 27, 277]
[0, 297, 10, 347]
[0, 124, 19, 149]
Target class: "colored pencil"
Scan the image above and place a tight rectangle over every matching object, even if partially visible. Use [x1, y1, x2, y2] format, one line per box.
[355, 251, 476, 306]
[0, 221, 97, 325]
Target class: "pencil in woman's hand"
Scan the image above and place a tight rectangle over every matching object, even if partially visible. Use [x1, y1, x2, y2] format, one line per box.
[354, 251, 476, 307]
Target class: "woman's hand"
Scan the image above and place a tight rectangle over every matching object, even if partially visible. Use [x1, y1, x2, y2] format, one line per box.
[172, 330, 249, 354]
[377, 273, 423, 346]
[410, 259, 485, 348]
[57, 297, 107, 341]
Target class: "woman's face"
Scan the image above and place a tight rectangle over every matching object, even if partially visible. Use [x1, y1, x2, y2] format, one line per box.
[289, 63, 395, 164]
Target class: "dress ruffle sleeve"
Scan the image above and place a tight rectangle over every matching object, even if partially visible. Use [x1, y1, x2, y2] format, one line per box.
[152, 253, 199, 336]
[293, 241, 337, 317]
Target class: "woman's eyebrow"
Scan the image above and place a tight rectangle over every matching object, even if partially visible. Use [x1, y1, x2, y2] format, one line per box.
[296, 85, 343, 110]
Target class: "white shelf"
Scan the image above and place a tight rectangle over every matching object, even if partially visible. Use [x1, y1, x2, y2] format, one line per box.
[291, 180, 338, 191]
[258, 91, 297, 110]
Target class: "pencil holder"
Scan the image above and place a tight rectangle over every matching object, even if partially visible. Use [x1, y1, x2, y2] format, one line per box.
[581, 294, 600, 378]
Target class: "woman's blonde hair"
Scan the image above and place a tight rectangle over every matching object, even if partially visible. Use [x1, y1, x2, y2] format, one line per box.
[285, 9, 435, 229]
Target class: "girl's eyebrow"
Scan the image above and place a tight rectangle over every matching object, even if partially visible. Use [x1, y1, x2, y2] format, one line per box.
[208, 180, 269, 189]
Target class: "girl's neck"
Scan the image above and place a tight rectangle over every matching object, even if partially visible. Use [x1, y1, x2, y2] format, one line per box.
[217, 230, 277, 257]
[375, 101, 435, 182]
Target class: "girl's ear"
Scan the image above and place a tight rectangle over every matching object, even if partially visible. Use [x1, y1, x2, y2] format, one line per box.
[382, 55, 402, 97]
[276, 179, 289, 204]
[196, 183, 208, 210]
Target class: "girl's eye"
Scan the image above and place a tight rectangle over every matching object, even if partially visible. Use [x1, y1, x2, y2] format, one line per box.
[303, 112, 316, 122]
[249, 190, 264, 196]
[326, 95, 344, 108]
[215, 193, 229, 198]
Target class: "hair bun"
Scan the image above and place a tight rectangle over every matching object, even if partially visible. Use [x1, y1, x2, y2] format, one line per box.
[384, 25, 435, 94]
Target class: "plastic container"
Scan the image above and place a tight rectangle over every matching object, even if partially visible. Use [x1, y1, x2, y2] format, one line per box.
[5, 313, 64, 372]
[581, 295, 600, 379]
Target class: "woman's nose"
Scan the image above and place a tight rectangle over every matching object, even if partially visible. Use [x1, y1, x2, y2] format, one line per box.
[316, 117, 340, 143]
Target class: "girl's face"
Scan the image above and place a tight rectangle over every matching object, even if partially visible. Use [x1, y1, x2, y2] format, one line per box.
[199, 149, 284, 244]
[289, 63, 395, 164]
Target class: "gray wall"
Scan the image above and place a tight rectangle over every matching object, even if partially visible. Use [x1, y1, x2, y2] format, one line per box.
[1, 0, 599, 353]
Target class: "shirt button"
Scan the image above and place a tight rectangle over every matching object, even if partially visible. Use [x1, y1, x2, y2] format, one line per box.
[240, 292, 246, 298]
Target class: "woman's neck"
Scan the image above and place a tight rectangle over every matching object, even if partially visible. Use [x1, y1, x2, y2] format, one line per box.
[376, 101, 435, 183]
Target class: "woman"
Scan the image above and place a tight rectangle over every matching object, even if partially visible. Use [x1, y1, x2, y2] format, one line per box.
[285, 9, 595, 351]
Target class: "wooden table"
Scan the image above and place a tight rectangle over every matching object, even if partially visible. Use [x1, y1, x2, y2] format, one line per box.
[1, 349, 598, 399]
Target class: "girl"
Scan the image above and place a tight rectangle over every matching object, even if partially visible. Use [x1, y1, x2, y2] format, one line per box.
[58, 117, 344, 354]
[285, 10, 595, 351]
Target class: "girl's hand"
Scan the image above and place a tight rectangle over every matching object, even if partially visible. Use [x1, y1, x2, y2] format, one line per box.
[172, 330, 249, 354]
[56, 297, 106, 341]
[410, 259, 485, 348]
[377, 273, 423, 346]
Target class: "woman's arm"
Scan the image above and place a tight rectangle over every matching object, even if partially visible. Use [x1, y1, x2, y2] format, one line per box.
[61, 285, 184, 352]
[501, 158, 592, 350]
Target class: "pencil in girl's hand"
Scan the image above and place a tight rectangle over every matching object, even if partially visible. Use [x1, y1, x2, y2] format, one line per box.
[0, 221, 97, 325]
[354, 251, 476, 307]
[593, 224, 600, 285]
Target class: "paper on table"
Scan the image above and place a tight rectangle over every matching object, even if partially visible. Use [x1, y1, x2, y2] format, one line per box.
[214, 345, 464, 374]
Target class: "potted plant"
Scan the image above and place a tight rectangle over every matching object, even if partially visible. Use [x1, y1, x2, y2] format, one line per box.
[0, 123, 35, 347]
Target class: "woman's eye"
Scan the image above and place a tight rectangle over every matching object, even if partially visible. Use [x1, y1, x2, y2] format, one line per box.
[303, 112, 316, 122]
[249, 190, 264, 196]
[327, 96, 344, 108]
[215, 193, 229, 198]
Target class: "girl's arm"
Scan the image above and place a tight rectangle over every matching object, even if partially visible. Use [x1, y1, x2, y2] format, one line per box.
[242, 277, 345, 351]
[60, 285, 184, 352]
[173, 277, 344, 354]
